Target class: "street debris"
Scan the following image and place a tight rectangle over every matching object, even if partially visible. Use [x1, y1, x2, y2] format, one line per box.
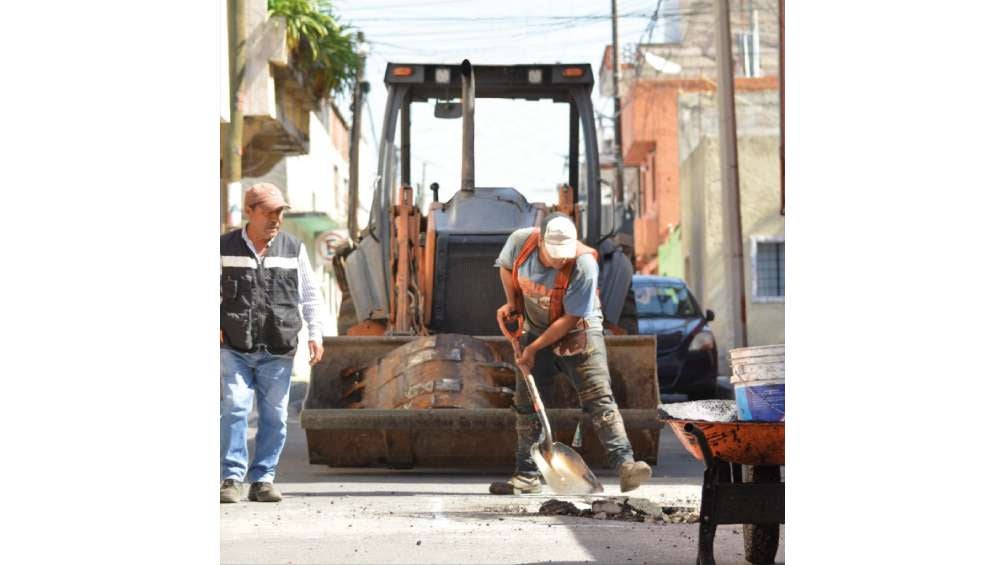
[538, 499, 580, 516]
[537, 497, 699, 524]
[624, 497, 663, 517]
[592, 500, 624, 515]
[480, 503, 528, 514]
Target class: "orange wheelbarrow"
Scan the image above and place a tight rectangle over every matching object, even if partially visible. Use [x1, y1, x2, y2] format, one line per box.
[661, 403, 785, 565]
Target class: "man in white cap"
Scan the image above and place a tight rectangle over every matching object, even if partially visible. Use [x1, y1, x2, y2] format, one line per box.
[219, 183, 325, 503]
[490, 213, 652, 494]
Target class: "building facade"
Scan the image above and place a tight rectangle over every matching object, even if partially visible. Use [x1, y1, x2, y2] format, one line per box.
[598, 0, 783, 370]
[599, 0, 780, 274]
[220, 0, 374, 377]
[677, 88, 783, 369]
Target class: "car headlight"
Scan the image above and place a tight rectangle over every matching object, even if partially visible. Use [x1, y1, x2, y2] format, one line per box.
[688, 330, 715, 352]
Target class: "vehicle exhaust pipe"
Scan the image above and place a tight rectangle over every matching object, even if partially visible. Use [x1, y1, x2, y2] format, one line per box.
[460, 59, 475, 192]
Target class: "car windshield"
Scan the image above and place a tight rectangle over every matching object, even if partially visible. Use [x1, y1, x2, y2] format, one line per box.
[635, 284, 701, 318]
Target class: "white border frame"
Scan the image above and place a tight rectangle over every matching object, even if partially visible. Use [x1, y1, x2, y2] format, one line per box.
[750, 235, 785, 303]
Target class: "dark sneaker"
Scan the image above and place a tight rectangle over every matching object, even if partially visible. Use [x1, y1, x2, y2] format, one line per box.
[220, 479, 242, 503]
[249, 481, 282, 502]
[619, 461, 653, 493]
[489, 473, 542, 495]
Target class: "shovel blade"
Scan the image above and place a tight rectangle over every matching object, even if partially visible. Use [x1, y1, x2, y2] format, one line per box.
[531, 442, 604, 494]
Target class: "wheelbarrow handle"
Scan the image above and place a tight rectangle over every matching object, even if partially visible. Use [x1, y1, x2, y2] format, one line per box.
[684, 423, 718, 471]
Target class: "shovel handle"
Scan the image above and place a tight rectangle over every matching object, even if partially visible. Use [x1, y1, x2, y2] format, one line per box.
[522, 371, 555, 449]
[497, 313, 526, 368]
[496, 313, 554, 449]
[498, 312, 523, 343]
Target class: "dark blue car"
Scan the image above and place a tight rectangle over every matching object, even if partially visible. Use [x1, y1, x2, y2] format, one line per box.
[633, 275, 718, 400]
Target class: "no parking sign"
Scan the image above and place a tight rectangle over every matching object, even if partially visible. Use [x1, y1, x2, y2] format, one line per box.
[315, 229, 348, 267]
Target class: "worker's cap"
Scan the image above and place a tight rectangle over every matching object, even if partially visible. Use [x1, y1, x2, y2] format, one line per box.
[543, 215, 578, 259]
[243, 182, 290, 212]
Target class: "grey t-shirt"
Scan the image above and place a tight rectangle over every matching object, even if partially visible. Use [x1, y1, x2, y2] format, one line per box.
[495, 227, 604, 336]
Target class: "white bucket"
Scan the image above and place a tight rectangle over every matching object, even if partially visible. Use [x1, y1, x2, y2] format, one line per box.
[729, 344, 785, 421]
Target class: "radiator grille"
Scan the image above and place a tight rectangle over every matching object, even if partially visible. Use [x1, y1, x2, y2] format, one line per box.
[432, 234, 509, 336]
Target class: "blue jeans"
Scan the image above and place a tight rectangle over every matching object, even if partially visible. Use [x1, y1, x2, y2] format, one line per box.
[220, 347, 294, 483]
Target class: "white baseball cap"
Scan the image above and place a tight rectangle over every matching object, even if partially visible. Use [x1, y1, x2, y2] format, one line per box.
[543, 216, 578, 259]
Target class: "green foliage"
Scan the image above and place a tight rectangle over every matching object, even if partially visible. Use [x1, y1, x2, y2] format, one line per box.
[268, 0, 361, 100]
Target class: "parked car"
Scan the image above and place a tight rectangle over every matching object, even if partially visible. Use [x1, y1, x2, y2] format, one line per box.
[632, 275, 718, 400]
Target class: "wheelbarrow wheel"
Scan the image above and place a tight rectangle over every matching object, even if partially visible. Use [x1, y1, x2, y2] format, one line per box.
[742, 464, 781, 564]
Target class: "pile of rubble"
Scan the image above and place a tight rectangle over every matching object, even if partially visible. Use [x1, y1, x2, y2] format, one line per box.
[538, 497, 699, 524]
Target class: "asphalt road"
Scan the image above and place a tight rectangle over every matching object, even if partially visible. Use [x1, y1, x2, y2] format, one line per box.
[221, 401, 784, 564]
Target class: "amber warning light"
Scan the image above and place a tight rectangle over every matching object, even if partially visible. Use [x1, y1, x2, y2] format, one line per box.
[392, 66, 413, 77]
[561, 67, 584, 78]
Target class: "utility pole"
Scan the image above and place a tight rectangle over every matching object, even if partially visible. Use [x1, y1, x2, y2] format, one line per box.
[610, 0, 627, 207]
[418, 160, 429, 212]
[779, 0, 785, 215]
[714, 0, 748, 348]
[223, 0, 247, 233]
[348, 32, 368, 240]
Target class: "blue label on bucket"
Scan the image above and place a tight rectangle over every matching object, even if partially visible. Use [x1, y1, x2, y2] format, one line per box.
[735, 383, 785, 421]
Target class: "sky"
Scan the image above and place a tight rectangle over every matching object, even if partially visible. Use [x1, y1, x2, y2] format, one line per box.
[330, 0, 672, 208]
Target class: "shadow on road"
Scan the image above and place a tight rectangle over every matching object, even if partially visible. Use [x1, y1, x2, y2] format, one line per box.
[230, 392, 783, 564]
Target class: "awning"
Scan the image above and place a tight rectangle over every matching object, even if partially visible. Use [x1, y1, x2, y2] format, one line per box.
[282, 212, 342, 269]
[284, 212, 340, 236]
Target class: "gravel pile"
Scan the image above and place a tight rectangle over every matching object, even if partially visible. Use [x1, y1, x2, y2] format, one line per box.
[658, 400, 738, 422]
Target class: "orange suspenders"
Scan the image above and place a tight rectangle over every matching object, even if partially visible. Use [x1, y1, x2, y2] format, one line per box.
[510, 228, 599, 324]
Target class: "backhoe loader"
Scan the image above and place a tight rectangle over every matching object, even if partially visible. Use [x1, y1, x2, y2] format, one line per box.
[301, 60, 660, 469]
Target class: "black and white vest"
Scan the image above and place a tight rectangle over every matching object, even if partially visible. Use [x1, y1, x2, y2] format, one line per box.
[220, 228, 303, 354]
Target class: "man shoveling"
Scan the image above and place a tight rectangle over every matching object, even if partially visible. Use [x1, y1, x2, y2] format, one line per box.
[490, 213, 652, 495]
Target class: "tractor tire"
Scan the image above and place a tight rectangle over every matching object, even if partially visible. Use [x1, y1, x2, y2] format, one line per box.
[619, 285, 639, 335]
[742, 464, 782, 564]
[337, 295, 356, 336]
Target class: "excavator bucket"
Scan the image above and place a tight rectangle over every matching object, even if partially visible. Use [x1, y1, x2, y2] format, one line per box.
[300, 334, 661, 469]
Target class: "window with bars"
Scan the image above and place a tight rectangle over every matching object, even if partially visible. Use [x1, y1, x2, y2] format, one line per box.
[752, 237, 784, 301]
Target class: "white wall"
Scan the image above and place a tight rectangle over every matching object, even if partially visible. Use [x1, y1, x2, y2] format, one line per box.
[285, 112, 348, 217]
[677, 90, 784, 373]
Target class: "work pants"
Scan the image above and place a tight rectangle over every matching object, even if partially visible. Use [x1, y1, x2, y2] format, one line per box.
[514, 329, 635, 477]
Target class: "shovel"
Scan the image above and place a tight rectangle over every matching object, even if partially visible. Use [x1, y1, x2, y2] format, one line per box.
[499, 314, 604, 494]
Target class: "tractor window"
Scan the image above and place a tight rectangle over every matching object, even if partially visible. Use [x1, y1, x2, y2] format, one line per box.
[409, 98, 576, 209]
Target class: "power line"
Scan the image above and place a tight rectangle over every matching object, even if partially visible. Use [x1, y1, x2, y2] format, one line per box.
[334, 0, 472, 11]
[355, 6, 717, 55]
[343, 4, 715, 24]
[355, 6, 690, 47]
[361, 18, 603, 44]
[345, 11, 655, 23]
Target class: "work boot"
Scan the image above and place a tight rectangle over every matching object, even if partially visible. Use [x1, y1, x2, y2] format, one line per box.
[248, 481, 282, 502]
[220, 479, 242, 503]
[489, 473, 542, 495]
[618, 461, 652, 493]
